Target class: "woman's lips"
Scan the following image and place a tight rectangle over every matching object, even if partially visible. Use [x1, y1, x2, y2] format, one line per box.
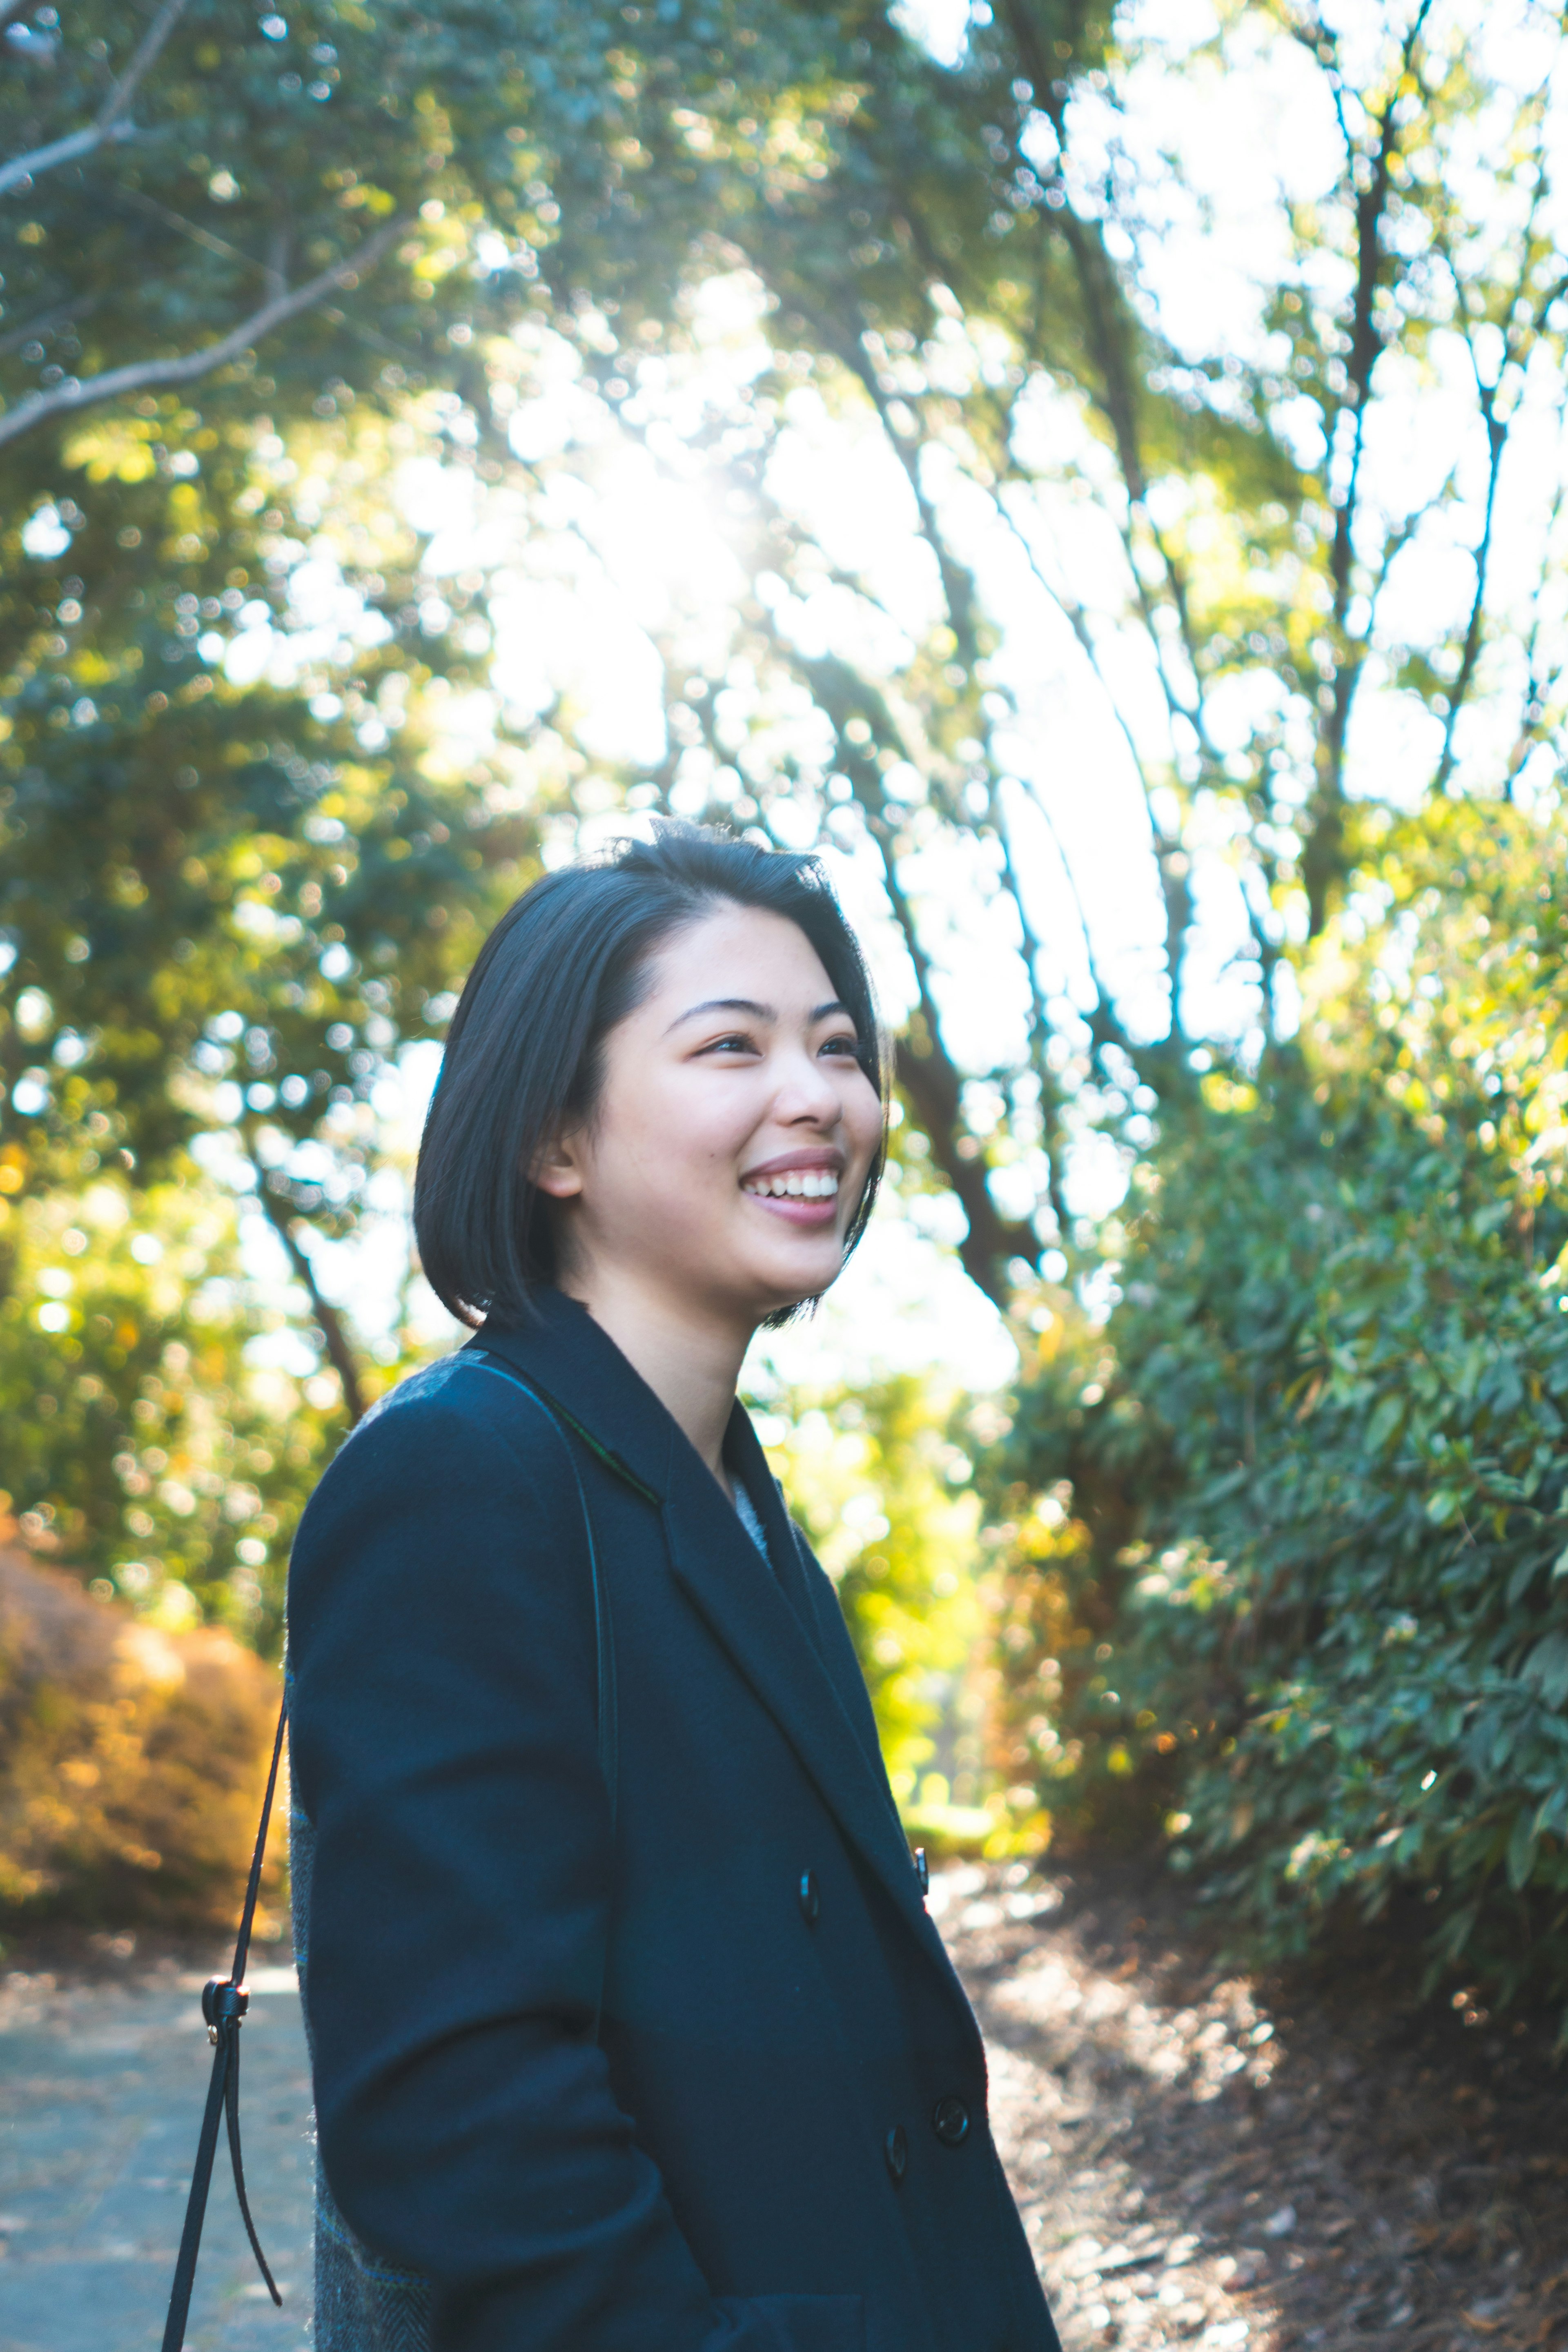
[740, 1167, 842, 1229]
[743, 1189, 840, 1228]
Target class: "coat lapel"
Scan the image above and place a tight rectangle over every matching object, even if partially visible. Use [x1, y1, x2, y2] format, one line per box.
[726, 1407, 889, 1774]
[474, 1294, 940, 1956]
[661, 1434, 931, 1934]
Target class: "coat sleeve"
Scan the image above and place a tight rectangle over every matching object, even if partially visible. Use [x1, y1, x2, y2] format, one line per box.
[287, 1380, 863, 2352]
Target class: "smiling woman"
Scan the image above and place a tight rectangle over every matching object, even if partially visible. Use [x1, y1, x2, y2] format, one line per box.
[525, 898, 884, 1459]
[285, 823, 1059, 2352]
[413, 825, 885, 1350]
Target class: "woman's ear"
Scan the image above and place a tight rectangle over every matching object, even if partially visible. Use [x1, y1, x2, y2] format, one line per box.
[531, 1124, 585, 1200]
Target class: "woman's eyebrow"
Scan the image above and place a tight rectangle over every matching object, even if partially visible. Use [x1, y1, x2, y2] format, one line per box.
[662, 996, 852, 1035]
[664, 996, 774, 1035]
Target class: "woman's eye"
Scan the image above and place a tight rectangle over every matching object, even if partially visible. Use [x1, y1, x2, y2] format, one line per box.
[704, 1033, 758, 1056]
[820, 1035, 859, 1058]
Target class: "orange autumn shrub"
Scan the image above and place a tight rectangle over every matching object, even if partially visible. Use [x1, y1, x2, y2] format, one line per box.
[0, 1538, 283, 1928]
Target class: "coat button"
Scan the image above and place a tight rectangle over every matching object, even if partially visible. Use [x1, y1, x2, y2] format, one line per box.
[931, 2095, 971, 2147]
[798, 1870, 820, 1924]
[884, 2125, 908, 2183]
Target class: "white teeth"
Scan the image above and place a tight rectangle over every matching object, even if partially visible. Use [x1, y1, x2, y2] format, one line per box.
[744, 1170, 841, 1200]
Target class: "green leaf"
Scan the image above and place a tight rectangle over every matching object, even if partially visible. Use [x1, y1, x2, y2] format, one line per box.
[1533, 1786, 1568, 1840]
[1508, 1809, 1539, 1893]
[1367, 1393, 1405, 1452]
[1524, 1633, 1568, 1710]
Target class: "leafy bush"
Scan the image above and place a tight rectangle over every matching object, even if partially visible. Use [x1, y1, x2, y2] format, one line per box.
[0, 1537, 283, 1928]
[989, 803, 1568, 2016]
[763, 1373, 1019, 1850]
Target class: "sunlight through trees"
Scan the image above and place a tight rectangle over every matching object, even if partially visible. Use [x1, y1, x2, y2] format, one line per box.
[3, 0, 1568, 2012]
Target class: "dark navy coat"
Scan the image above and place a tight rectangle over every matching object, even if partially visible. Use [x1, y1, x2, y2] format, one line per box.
[287, 1287, 1058, 2352]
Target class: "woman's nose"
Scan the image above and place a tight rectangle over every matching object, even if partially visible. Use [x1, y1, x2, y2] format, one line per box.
[776, 1050, 843, 1123]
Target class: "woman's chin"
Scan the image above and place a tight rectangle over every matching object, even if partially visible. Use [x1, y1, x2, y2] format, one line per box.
[738, 1242, 847, 1319]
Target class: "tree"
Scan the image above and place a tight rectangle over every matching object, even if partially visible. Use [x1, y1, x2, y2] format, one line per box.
[985, 797, 1568, 2017]
[0, 0, 935, 1369]
[9, 0, 1568, 1644]
[0, 0, 652, 1605]
[0, 0, 405, 454]
[0, 0, 788, 1362]
[0, 0, 912, 1619]
[434, 0, 1568, 1304]
[0, 0, 789, 451]
[0, 405, 542, 1384]
[0, 1163, 336, 1640]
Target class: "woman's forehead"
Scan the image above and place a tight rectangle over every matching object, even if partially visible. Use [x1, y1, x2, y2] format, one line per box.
[644, 904, 835, 1005]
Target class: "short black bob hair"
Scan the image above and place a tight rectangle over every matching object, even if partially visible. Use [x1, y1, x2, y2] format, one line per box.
[414, 822, 886, 1330]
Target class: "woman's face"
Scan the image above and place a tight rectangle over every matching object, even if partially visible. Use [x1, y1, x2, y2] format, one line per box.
[537, 903, 883, 1332]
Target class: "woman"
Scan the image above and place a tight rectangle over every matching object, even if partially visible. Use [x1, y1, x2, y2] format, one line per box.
[287, 824, 1059, 2352]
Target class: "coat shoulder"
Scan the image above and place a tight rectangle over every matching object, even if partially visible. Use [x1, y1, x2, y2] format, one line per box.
[289, 1350, 586, 1602]
[322, 1350, 579, 1497]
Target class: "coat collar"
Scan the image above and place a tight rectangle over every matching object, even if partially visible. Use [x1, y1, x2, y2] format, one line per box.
[471, 1293, 940, 1957]
[473, 1288, 676, 1504]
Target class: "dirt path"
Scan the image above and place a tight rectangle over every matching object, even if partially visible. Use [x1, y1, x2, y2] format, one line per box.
[0, 1947, 312, 2352]
[0, 1863, 1563, 2352]
[940, 1861, 1568, 2352]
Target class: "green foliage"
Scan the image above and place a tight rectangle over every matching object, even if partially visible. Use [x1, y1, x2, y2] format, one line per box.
[0, 667, 533, 1189]
[3, 0, 990, 1570]
[0, 0, 594, 1548]
[4, 0, 1566, 1994]
[0, 399, 537, 1596]
[980, 1307, 1156, 1849]
[762, 1374, 997, 1842]
[991, 801, 1568, 2015]
[0, 1170, 338, 1645]
[0, 0, 827, 445]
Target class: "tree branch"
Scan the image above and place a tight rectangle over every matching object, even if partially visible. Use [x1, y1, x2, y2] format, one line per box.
[792, 654, 1040, 1304]
[993, 482, 1196, 1051]
[1300, 0, 1435, 933]
[1429, 128, 1555, 797]
[1503, 447, 1568, 799]
[0, 119, 133, 198]
[0, 216, 405, 451]
[0, 0, 190, 196]
[111, 181, 268, 271]
[0, 290, 102, 359]
[1431, 399, 1504, 797]
[99, 0, 190, 128]
[984, 14, 1218, 1024]
[253, 1173, 368, 1426]
[797, 298, 984, 662]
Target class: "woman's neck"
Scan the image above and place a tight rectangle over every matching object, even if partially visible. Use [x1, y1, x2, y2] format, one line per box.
[558, 1268, 751, 1496]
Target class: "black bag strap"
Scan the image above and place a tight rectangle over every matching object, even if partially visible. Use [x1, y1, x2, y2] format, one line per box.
[463, 1353, 619, 1829]
[160, 1691, 287, 2352]
[159, 1362, 618, 2351]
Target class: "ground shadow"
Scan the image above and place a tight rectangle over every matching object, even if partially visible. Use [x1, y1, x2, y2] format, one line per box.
[940, 1857, 1567, 2352]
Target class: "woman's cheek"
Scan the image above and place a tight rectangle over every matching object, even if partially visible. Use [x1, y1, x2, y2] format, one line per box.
[849, 1079, 883, 1167]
